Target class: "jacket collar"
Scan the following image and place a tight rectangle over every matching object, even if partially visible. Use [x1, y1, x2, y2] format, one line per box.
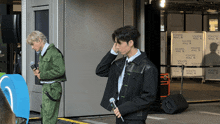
[41, 43, 55, 57]
[131, 51, 147, 65]
[119, 51, 147, 65]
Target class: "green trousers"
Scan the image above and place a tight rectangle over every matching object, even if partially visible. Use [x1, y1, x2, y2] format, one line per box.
[41, 82, 62, 124]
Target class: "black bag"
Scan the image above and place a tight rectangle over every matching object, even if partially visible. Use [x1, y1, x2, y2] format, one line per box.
[162, 94, 188, 114]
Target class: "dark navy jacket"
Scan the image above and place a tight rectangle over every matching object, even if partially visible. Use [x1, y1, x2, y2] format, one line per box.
[96, 51, 158, 120]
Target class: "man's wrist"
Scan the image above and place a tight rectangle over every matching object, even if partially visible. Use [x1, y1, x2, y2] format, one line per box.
[110, 49, 118, 55]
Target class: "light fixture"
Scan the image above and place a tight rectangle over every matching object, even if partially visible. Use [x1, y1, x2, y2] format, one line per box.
[207, 9, 217, 13]
[160, 0, 166, 8]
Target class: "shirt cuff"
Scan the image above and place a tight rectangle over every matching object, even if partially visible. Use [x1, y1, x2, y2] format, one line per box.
[110, 49, 118, 55]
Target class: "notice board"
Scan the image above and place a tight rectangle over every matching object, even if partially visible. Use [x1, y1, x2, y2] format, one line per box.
[203, 32, 220, 80]
[171, 31, 204, 77]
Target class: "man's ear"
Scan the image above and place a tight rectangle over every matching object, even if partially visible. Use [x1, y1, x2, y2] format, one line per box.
[39, 38, 43, 43]
[129, 40, 134, 47]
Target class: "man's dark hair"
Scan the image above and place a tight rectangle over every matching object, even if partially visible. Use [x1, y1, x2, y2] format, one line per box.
[0, 89, 16, 124]
[112, 25, 140, 48]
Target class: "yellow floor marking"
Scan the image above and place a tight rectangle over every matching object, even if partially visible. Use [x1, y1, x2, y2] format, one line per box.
[58, 118, 89, 124]
[29, 117, 89, 124]
[29, 117, 41, 120]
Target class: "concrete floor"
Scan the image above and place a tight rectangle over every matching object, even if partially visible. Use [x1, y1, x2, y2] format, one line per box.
[28, 79, 220, 124]
[28, 102, 220, 124]
[170, 78, 220, 101]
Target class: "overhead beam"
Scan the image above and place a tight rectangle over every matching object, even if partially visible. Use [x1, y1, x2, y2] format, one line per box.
[13, 1, 21, 5]
[0, 0, 13, 4]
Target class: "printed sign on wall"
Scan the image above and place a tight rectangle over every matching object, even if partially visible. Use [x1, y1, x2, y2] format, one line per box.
[171, 31, 204, 77]
[204, 32, 220, 80]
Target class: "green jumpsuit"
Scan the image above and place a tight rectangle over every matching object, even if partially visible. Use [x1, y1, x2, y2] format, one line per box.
[39, 43, 67, 124]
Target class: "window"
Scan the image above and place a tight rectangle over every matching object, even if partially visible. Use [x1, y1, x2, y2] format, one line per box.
[209, 19, 218, 31]
[34, 10, 49, 85]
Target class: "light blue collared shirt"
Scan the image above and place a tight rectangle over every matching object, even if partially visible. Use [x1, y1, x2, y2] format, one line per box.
[41, 42, 50, 56]
[110, 49, 141, 100]
[40, 42, 55, 84]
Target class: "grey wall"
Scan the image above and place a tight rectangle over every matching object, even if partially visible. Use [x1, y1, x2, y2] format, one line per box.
[64, 0, 136, 117]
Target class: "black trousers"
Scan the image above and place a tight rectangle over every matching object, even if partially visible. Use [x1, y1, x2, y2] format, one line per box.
[116, 117, 146, 124]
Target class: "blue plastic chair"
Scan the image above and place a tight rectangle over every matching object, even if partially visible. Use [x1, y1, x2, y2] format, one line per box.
[0, 74, 30, 124]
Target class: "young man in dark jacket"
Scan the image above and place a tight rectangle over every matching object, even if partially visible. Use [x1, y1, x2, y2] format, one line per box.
[96, 26, 158, 124]
[26, 31, 66, 124]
